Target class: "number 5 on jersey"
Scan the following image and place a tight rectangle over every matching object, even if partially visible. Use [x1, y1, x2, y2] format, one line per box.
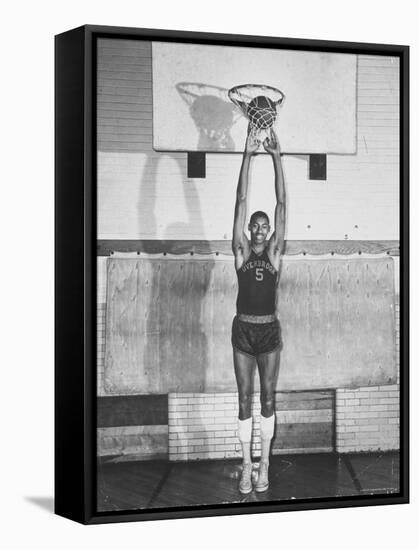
[256, 268, 264, 281]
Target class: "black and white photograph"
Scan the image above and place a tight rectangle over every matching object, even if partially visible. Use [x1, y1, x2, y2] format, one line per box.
[94, 31, 406, 514]
[4, 0, 417, 544]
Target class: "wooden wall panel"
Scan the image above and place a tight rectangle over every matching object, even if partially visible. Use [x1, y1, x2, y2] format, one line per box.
[104, 256, 396, 393]
[272, 391, 334, 452]
[97, 239, 399, 257]
[274, 422, 333, 450]
[97, 395, 168, 427]
[277, 258, 396, 389]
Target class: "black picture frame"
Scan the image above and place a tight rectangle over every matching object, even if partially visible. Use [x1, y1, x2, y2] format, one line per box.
[55, 24, 409, 525]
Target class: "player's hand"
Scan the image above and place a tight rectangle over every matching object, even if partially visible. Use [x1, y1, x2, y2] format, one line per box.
[263, 129, 281, 156]
[245, 131, 260, 154]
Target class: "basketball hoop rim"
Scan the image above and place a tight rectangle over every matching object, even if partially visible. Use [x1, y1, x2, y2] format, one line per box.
[228, 83, 285, 106]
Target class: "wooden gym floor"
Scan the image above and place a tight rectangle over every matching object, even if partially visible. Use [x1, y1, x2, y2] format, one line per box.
[97, 451, 399, 512]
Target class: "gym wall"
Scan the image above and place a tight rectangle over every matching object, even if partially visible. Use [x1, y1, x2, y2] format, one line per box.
[96, 39, 400, 460]
[97, 257, 399, 459]
[97, 39, 399, 242]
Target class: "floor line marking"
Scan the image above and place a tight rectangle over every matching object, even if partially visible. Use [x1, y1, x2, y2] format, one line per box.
[342, 455, 363, 493]
[147, 463, 173, 508]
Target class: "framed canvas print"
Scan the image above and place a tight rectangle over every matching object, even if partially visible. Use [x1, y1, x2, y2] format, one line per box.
[55, 25, 409, 524]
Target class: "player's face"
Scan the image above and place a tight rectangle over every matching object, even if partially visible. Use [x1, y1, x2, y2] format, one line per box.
[249, 217, 270, 244]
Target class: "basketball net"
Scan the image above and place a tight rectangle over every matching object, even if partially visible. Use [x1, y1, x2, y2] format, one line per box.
[228, 84, 285, 142]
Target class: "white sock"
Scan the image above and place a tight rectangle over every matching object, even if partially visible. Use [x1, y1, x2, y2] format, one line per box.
[260, 413, 275, 463]
[238, 417, 252, 464]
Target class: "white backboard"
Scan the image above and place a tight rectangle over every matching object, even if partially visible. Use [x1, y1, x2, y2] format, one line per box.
[152, 42, 357, 154]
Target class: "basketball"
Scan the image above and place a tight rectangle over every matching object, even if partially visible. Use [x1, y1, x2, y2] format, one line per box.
[247, 95, 277, 129]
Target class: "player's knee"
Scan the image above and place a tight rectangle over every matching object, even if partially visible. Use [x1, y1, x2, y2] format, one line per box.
[238, 393, 252, 419]
[260, 394, 275, 417]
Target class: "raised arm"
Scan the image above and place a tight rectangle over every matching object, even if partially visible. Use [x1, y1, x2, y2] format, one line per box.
[264, 129, 286, 269]
[232, 133, 259, 269]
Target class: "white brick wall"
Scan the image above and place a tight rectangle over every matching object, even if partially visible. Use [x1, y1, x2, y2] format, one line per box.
[168, 393, 332, 461]
[168, 393, 240, 461]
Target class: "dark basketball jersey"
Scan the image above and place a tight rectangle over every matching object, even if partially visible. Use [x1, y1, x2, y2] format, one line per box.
[236, 248, 278, 315]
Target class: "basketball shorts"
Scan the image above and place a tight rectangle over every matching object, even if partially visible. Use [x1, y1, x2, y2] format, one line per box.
[231, 316, 282, 357]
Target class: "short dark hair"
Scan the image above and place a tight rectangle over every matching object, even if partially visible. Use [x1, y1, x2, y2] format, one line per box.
[249, 211, 270, 225]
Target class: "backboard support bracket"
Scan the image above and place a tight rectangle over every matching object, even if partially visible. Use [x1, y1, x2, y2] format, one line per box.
[187, 152, 206, 179]
[309, 154, 327, 181]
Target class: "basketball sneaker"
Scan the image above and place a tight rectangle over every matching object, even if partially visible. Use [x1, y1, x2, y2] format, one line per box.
[239, 462, 253, 494]
[255, 461, 269, 492]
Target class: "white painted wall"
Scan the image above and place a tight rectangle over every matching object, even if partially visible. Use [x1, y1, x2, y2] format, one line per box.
[97, 40, 399, 241]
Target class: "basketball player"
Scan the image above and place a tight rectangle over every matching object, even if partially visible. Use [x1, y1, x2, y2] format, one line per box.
[232, 128, 286, 494]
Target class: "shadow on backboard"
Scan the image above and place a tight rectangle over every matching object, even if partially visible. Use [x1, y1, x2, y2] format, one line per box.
[176, 82, 242, 150]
